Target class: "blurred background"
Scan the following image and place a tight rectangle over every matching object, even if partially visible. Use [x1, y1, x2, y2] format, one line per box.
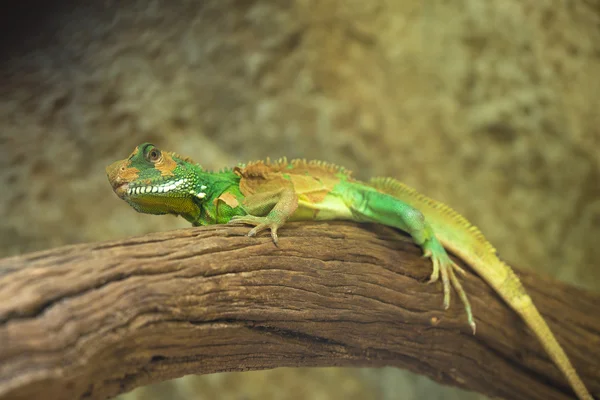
[1, 1, 599, 399]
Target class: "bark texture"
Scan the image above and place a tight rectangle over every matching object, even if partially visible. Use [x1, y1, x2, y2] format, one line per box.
[0, 222, 598, 400]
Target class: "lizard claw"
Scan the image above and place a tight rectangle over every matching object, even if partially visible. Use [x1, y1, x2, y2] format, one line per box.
[229, 215, 281, 245]
[424, 239, 476, 333]
[247, 223, 279, 243]
[270, 227, 279, 244]
[427, 254, 440, 284]
[227, 215, 250, 224]
[451, 260, 467, 277]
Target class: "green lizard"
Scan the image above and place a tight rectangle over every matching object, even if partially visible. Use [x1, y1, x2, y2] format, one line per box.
[106, 143, 593, 400]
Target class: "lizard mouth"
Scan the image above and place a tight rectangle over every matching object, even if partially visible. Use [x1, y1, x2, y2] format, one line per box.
[112, 182, 130, 198]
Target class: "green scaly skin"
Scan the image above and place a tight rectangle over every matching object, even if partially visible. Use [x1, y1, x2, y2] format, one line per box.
[106, 143, 592, 400]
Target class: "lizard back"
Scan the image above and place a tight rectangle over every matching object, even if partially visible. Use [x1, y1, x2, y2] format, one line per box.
[235, 158, 354, 204]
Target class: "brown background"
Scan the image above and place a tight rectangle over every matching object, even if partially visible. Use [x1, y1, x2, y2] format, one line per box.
[1, 1, 599, 399]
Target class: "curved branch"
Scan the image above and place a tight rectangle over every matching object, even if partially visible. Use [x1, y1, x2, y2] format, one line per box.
[0, 222, 598, 400]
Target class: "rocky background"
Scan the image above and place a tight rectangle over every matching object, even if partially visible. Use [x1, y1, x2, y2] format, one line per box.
[1, 1, 599, 399]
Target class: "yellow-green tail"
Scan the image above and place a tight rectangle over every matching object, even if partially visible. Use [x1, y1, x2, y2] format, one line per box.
[369, 177, 592, 400]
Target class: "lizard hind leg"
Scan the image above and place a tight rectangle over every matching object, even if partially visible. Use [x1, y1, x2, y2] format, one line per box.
[341, 184, 476, 333]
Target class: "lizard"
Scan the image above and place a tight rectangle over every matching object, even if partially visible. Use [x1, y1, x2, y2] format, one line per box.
[106, 142, 593, 400]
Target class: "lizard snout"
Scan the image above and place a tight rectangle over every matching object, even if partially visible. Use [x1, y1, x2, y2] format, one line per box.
[106, 160, 131, 198]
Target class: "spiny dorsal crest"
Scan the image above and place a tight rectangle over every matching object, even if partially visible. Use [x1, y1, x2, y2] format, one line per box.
[168, 151, 197, 165]
[236, 157, 352, 179]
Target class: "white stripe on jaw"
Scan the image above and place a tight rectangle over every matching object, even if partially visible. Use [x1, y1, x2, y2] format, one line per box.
[129, 179, 193, 195]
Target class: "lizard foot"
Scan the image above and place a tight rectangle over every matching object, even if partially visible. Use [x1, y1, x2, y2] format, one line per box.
[228, 215, 281, 245]
[423, 239, 475, 334]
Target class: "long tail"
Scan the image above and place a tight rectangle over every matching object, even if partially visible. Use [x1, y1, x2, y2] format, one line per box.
[369, 177, 592, 400]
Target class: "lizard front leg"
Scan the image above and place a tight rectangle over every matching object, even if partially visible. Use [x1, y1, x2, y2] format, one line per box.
[341, 184, 475, 332]
[228, 187, 298, 244]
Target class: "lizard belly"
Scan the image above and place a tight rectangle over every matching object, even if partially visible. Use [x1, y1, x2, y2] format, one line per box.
[291, 192, 354, 221]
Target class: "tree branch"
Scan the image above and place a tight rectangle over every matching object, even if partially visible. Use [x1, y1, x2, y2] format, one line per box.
[0, 222, 598, 400]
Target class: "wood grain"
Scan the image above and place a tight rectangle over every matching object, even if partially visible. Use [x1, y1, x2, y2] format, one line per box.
[0, 222, 598, 400]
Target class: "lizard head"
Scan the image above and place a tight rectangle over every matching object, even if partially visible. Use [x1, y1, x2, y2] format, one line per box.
[106, 143, 203, 217]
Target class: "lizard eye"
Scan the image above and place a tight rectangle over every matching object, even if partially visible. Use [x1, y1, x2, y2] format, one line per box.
[146, 148, 162, 163]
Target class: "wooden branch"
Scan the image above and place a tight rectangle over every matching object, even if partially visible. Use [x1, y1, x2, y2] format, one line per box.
[0, 222, 598, 400]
